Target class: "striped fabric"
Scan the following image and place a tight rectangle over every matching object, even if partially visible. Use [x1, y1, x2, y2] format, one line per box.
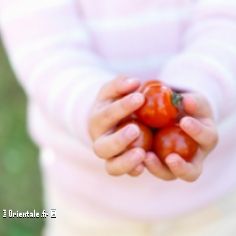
[1, 0, 236, 220]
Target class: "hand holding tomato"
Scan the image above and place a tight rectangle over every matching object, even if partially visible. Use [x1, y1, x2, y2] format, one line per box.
[88, 75, 146, 177]
[116, 120, 153, 151]
[153, 124, 198, 163]
[144, 93, 218, 182]
[89, 76, 218, 182]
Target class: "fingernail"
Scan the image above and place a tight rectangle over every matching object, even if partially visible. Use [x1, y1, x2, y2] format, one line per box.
[130, 93, 144, 105]
[132, 149, 144, 160]
[136, 164, 144, 172]
[124, 125, 139, 140]
[182, 117, 201, 134]
[133, 164, 144, 174]
[183, 117, 194, 130]
[125, 77, 139, 85]
[166, 156, 180, 167]
[146, 153, 156, 163]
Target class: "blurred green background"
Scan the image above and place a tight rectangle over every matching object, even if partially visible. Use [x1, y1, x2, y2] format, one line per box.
[0, 40, 44, 235]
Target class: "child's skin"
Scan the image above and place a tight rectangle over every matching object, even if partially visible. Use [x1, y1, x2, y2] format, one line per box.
[89, 76, 218, 182]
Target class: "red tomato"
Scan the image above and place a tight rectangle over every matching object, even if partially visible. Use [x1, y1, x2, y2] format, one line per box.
[153, 124, 198, 162]
[116, 120, 153, 151]
[136, 80, 182, 128]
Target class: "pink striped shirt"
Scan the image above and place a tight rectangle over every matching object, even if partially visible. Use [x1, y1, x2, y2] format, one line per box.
[1, 0, 236, 219]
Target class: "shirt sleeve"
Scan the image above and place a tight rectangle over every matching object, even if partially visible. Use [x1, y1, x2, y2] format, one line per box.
[159, 0, 236, 123]
[0, 0, 115, 146]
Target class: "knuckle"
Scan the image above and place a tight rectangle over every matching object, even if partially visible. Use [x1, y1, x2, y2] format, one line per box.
[162, 175, 176, 181]
[212, 132, 219, 147]
[207, 131, 219, 149]
[112, 99, 130, 119]
[106, 163, 123, 176]
[88, 125, 96, 141]
[184, 175, 199, 183]
[176, 171, 190, 181]
[129, 171, 140, 177]
[129, 166, 143, 177]
[154, 170, 176, 181]
[112, 136, 126, 153]
[103, 107, 117, 124]
[106, 152, 133, 176]
[93, 132, 128, 160]
[179, 169, 201, 182]
[106, 140, 125, 158]
[88, 114, 100, 141]
[106, 167, 116, 176]
[100, 81, 110, 94]
[102, 103, 129, 126]
[93, 141, 105, 159]
[120, 96, 131, 109]
[120, 93, 142, 112]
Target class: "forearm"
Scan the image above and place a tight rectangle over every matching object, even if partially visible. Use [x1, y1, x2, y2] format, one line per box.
[0, 0, 115, 146]
[160, 0, 236, 122]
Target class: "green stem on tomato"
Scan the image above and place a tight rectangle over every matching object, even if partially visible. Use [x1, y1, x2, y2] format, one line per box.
[171, 92, 183, 108]
[172, 92, 185, 122]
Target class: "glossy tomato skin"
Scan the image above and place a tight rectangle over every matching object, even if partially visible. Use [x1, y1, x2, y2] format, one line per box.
[153, 125, 198, 162]
[117, 120, 153, 151]
[136, 81, 180, 128]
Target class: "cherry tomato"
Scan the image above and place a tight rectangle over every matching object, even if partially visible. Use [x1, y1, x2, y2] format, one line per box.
[116, 120, 153, 151]
[136, 80, 182, 128]
[153, 124, 198, 162]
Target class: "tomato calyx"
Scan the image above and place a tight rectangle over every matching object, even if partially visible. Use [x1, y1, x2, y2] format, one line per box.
[171, 92, 184, 121]
[171, 92, 183, 109]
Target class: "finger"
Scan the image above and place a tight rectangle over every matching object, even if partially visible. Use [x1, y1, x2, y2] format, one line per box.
[182, 93, 213, 118]
[128, 164, 145, 177]
[165, 153, 203, 182]
[94, 92, 144, 137]
[144, 152, 176, 181]
[180, 116, 218, 151]
[105, 148, 145, 176]
[93, 124, 140, 160]
[98, 75, 140, 101]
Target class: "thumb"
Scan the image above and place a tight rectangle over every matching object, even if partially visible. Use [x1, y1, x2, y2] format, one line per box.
[182, 93, 213, 119]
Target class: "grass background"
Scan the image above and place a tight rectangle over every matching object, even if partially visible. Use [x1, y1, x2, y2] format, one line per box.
[0, 39, 44, 235]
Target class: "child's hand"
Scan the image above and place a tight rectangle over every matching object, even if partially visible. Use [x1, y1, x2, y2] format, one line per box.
[89, 76, 146, 177]
[144, 93, 219, 182]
